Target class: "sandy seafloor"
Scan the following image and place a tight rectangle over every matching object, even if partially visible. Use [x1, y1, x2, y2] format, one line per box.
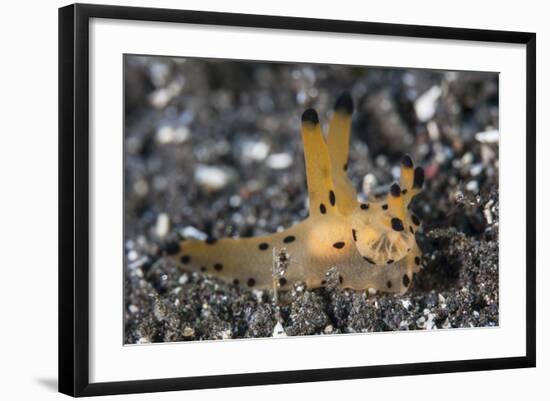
[123, 56, 499, 343]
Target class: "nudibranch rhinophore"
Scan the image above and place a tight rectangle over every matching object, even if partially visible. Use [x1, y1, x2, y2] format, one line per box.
[167, 91, 424, 294]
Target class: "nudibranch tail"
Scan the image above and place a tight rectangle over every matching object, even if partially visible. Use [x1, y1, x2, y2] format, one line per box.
[169, 92, 425, 294]
[172, 232, 301, 290]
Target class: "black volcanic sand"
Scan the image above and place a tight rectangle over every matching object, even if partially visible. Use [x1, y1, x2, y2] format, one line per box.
[123, 56, 499, 343]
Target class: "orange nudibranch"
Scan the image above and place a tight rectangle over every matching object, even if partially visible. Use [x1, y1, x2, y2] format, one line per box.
[167, 92, 424, 294]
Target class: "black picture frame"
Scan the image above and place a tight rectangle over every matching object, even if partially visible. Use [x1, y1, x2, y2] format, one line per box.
[58, 3, 536, 397]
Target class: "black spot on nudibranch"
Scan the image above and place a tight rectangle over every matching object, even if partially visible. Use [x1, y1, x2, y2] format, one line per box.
[247, 278, 256, 287]
[258, 242, 269, 250]
[205, 237, 217, 245]
[414, 256, 421, 266]
[386, 280, 392, 289]
[329, 190, 336, 206]
[343, 163, 348, 172]
[200, 266, 207, 272]
[402, 274, 410, 287]
[382, 204, 388, 210]
[352, 229, 357, 242]
[391, 217, 404, 231]
[363, 256, 376, 265]
[338, 275, 344, 284]
[320, 203, 327, 214]
[401, 189, 408, 195]
[233, 279, 240, 286]
[409, 226, 415, 234]
[283, 235, 296, 243]
[279, 277, 287, 287]
[411, 214, 421, 226]
[164, 241, 180, 255]
[302, 108, 319, 124]
[214, 263, 223, 271]
[333, 241, 345, 249]
[360, 203, 369, 210]
[390, 183, 401, 197]
[180, 255, 191, 264]
[387, 259, 394, 264]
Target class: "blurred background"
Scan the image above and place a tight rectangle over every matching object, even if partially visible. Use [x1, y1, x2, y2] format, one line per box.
[124, 55, 498, 241]
[123, 55, 499, 342]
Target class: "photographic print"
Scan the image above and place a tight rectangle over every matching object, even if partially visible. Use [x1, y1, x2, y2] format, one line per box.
[123, 55, 499, 343]
[59, 5, 536, 395]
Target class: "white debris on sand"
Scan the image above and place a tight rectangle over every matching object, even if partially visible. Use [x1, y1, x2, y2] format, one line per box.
[155, 213, 170, 238]
[178, 274, 189, 285]
[133, 179, 149, 197]
[194, 165, 231, 191]
[415, 86, 442, 122]
[241, 140, 270, 162]
[362, 173, 377, 196]
[149, 81, 183, 109]
[179, 226, 208, 241]
[182, 327, 195, 338]
[401, 299, 412, 310]
[465, 180, 479, 193]
[484, 199, 495, 225]
[272, 321, 287, 337]
[475, 129, 500, 144]
[266, 152, 293, 169]
[156, 125, 190, 144]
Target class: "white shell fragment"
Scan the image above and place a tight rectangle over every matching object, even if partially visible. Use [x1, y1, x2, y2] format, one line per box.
[179, 226, 208, 241]
[415, 86, 442, 122]
[194, 165, 231, 191]
[475, 129, 500, 144]
[272, 321, 287, 337]
[241, 140, 270, 162]
[362, 173, 377, 196]
[156, 125, 190, 144]
[155, 213, 170, 238]
[266, 152, 293, 169]
[465, 180, 479, 193]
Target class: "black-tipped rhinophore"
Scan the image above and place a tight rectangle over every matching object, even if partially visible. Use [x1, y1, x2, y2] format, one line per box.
[334, 91, 354, 114]
[302, 108, 319, 124]
[390, 183, 401, 197]
[401, 154, 413, 169]
[413, 167, 425, 189]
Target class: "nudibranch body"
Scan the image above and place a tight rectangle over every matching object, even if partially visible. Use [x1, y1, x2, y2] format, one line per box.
[168, 92, 424, 294]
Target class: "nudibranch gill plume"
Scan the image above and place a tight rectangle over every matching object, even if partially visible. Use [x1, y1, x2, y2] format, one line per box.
[167, 91, 424, 294]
